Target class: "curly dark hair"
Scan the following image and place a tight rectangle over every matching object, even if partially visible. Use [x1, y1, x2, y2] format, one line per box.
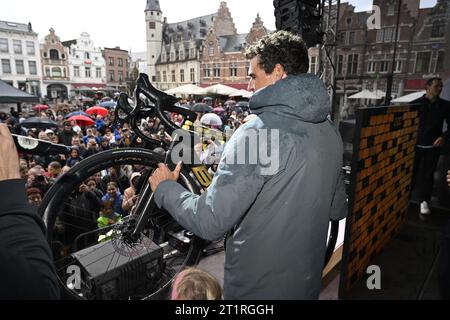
[245, 30, 309, 75]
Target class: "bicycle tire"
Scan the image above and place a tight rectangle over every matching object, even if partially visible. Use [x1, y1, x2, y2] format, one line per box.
[40, 148, 204, 300]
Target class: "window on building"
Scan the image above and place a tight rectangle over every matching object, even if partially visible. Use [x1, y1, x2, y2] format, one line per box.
[149, 22, 156, 29]
[378, 81, 387, 93]
[85, 52, 90, 60]
[337, 32, 345, 45]
[309, 56, 317, 74]
[118, 58, 123, 67]
[163, 71, 167, 82]
[392, 81, 399, 95]
[190, 48, 195, 59]
[209, 46, 214, 56]
[337, 55, 344, 75]
[179, 50, 184, 60]
[157, 71, 161, 82]
[395, 60, 403, 73]
[52, 67, 61, 77]
[1, 59, 11, 73]
[367, 60, 376, 73]
[415, 52, 431, 73]
[190, 68, 195, 82]
[161, 53, 166, 62]
[96, 68, 102, 78]
[180, 69, 185, 82]
[376, 29, 384, 42]
[118, 71, 123, 82]
[0, 38, 8, 53]
[387, 4, 395, 16]
[15, 60, 24, 74]
[26, 41, 35, 55]
[380, 60, 390, 73]
[230, 63, 237, 77]
[171, 70, 176, 82]
[50, 49, 59, 60]
[85, 67, 91, 77]
[384, 27, 393, 42]
[170, 52, 175, 61]
[74, 66, 80, 77]
[175, 50, 179, 60]
[45, 67, 50, 76]
[431, 20, 445, 38]
[436, 51, 444, 72]
[13, 40, 22, 54]
[109, 71, 115, 81]
[204, 66, 210, 78]
[28, 61, 37, 75]
[365, 81, 373, 91]
[348, 32, 356, 45]
[347, 54, 358, 75]
[213, 64, 220, 77]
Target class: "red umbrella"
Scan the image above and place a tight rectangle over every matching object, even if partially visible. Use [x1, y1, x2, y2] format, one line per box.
[86, 106, 109, 117]
[68, 115, 95, 126]
[32, 104, 49, 112]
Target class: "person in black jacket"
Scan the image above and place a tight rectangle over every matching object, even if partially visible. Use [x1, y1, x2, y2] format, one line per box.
[411, 77, 450, 216]
[0, 123, 59, 299]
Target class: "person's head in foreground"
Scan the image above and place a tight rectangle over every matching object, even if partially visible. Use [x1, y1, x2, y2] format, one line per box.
[245, 30, 309, 92]
[171, 267, 223, 300]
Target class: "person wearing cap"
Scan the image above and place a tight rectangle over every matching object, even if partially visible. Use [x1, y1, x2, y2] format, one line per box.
[58, 121, 75, 146]
[26, 187, 43, 207]
[0, 124, 59, 299]
[45, 129, 55, 137]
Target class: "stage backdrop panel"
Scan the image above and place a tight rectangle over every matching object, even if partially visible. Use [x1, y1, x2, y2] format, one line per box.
[339, 105, 419, 299]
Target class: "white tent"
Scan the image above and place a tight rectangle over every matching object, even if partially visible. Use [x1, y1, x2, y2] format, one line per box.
[230, 89, 253, 98]
[164, 84, 206, 96]
[391, 91, 425, 103]
[204, 84, 241, 96]
[348, 89, 386, 100]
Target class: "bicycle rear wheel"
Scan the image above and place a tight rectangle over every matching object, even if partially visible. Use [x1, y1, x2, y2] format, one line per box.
[40, 148, 204, 300]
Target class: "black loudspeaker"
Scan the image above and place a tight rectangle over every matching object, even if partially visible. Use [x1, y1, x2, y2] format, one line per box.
[274, 0, 323, 48]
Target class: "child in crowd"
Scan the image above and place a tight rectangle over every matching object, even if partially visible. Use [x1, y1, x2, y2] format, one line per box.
[171, 267, 223, 300]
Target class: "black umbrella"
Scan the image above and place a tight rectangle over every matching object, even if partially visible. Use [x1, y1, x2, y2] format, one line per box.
[21, 117, 58, 129]
[191, 103, 213, 113]
[236, 101, 249, 108]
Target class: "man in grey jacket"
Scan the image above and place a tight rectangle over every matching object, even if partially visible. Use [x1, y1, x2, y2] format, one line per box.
[149, 31, 347, 299]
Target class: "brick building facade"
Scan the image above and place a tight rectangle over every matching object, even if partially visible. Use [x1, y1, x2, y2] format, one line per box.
[40, 28, 70, 100]
[103, 47, 130, 91]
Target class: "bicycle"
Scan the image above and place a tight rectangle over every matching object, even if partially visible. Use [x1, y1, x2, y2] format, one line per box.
[38, 73, 339, 300]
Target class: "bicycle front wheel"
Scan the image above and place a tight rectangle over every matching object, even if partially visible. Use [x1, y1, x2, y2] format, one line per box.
[40, 148, 204, 300]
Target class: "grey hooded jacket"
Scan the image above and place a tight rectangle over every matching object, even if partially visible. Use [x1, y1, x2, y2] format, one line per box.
[155, 74, 347, 300]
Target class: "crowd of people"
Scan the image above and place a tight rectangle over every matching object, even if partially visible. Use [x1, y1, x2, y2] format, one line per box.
[0, 94, 251, 214]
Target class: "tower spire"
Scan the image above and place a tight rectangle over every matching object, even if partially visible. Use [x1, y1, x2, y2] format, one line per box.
[145, 0, 162, 13]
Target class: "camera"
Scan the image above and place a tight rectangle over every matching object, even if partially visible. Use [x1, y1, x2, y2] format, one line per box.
[36, 175, 46, 183]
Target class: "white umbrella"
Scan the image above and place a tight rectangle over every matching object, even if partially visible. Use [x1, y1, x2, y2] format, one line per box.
[204, 84, 241, 96]
[165, 84, 206, 96]
[348, 89, 385, 100]
[201, 113, 223, 126]
[230, 89, 253, 98]
[391, 91, 426, 103]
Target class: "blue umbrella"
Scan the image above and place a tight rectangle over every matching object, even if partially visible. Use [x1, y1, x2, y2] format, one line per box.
[65, 111, 89, 119]
[99, 101, 117, 108]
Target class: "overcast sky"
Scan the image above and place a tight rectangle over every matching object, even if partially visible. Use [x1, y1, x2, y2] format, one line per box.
[2, 0, 438, 53]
